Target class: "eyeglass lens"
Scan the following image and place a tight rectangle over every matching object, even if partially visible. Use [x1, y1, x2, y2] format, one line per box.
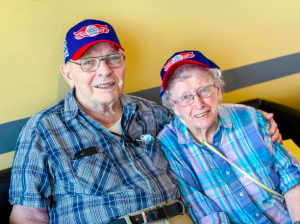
[81, 54, 124, 72]
[176, 85, 215, 107]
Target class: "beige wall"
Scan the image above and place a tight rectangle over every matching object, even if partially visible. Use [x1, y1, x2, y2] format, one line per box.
[1, 0, 300, 125]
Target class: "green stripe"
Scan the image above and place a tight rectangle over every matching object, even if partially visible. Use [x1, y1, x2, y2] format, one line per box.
[1, 52, 300, 155]
[130, 52, 300, 104]
[0, 118, 29, 154]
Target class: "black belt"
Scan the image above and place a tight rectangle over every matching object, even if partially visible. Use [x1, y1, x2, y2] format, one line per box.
[111, 202, 184, 224]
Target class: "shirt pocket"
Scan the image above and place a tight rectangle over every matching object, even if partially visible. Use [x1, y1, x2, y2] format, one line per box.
[69, 149, 121, 196]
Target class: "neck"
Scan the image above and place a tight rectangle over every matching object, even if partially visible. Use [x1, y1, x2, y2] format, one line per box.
[189, 119, 219, 144]
[77, 98, 123, 129]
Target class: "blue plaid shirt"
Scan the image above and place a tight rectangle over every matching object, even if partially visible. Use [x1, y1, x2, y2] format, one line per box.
[9, 90, 180, 224]
[157, 104, 300, 224]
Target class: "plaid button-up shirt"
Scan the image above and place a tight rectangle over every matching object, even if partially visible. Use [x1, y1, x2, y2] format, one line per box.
[9, 90, 180, 224]
[157, 104, 300, 224]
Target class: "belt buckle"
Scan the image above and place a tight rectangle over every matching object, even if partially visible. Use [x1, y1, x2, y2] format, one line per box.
[175, 200, 185, 215]
[161, 200, 185, 219]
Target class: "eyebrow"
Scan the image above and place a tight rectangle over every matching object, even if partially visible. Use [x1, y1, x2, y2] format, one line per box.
[177, 84, 213, 97]
[82, 49, 119, 58]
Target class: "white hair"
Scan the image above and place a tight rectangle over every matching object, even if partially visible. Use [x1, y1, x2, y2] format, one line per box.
[161, 64, 225, 110]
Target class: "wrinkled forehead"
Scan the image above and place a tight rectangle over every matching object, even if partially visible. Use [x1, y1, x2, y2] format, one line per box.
[169, 67, 212, 87]
[169, 71, 213, 94]
[81, 42, 120, 58]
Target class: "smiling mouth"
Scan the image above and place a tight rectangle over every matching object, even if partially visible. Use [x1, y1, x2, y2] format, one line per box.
[195, 111, 209, 118]
[94, 82, 115, 88]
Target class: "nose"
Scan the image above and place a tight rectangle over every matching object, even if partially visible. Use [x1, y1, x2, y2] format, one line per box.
[193, 94, 205, 109]
[96, 59, 112, 76]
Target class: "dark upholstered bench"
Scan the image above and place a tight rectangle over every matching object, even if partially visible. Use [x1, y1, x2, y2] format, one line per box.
[0, 168, 12, 223]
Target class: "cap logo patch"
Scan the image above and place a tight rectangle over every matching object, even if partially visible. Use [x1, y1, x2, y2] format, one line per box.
[73, 24, 109, 40]
[164, 52, 194, 71]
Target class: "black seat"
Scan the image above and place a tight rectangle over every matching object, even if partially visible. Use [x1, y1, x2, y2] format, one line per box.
[0, 168, 12, 224]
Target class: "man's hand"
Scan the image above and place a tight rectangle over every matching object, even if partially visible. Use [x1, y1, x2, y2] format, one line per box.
[258, 109, 283, 144]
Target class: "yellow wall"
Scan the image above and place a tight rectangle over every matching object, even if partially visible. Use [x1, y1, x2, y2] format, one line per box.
[222, 73, 300, 108]
[1, 0, 300, 125]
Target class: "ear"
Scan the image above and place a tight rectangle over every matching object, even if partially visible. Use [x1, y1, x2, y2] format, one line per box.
[61, 64, 75, 88]
[216, 85, 223, 103]
[171, 102, 181, 117]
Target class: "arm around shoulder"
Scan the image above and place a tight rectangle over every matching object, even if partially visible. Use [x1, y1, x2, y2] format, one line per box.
[10, 205, 49, 224]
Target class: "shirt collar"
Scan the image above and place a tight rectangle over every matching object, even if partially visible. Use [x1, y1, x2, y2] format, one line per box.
[119, 94, 137, 126]
[174, 104, 232, 145]
[64, 89, 79, 122]
[174, 117, 195, 145]
[218, 104, 233, 130]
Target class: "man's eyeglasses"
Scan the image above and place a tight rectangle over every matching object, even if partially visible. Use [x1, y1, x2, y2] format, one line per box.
[173, 84, 216, 107]
[69, 53, 125, 72]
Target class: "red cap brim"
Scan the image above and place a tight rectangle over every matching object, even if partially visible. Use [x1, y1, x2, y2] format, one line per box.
[71, 40, 124, 61]
[162, 60, 211, 90]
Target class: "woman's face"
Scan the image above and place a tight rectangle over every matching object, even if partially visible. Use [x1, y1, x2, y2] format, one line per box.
[170, 71, 222, 136]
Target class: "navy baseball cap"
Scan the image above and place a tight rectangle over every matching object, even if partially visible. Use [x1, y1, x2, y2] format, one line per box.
[160, 50, 219, 99]
[63, 19, 124, 63]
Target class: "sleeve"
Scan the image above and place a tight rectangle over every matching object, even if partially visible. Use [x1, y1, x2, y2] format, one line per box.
[255, 110, 300, 194]
[158, 129, 231, 224]
[9, 121, 51, 208]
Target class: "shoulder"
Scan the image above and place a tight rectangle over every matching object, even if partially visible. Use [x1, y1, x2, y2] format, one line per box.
[157, 118, 178, 142]
[21, 98, 66, 135]
[221, 103, 259, 119]
[219, 104, 263, 129]
[125, 94, 174, 129]
[125, 94, 167, 111]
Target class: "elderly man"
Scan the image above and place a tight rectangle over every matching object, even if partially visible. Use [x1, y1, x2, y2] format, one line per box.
[9, 20, 280, 224]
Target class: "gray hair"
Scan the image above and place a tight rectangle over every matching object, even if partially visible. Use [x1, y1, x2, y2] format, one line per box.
[161, 64, 225, 110]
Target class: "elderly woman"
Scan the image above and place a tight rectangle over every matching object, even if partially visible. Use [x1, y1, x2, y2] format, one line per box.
[157, 50, 300, 224]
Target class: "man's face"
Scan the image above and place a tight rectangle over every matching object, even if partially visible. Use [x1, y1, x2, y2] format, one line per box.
[62, 42, 126, 108]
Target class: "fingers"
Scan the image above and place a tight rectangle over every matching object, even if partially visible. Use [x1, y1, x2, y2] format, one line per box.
[257, 109, 283, 144]
[258, 109, 274, 120]
[277, 133, 283, 145]
[268, 118, 278, 136]
[271, 128, 283, 144]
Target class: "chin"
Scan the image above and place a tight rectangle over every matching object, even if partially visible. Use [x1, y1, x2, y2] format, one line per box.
[99, 93, 120, 103]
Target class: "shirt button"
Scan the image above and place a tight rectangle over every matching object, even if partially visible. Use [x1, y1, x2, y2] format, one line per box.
[255, 213, 260, 217]
[226, 171, 231, 175]
[187, 205, 191, 208]
[239, 192, 244, 197]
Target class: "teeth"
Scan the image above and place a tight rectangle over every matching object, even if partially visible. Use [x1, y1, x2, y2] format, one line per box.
[195, 111, 208, 117]
[95, 83, 114, 88]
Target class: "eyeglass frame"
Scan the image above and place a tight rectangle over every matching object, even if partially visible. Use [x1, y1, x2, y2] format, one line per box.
[172, 84, 217, 107]
[69, 53, 126, 72]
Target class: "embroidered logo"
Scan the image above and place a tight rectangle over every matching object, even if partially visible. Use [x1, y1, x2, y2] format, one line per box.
[164, 52, 195, 71]
[73, 24, 109, 40]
